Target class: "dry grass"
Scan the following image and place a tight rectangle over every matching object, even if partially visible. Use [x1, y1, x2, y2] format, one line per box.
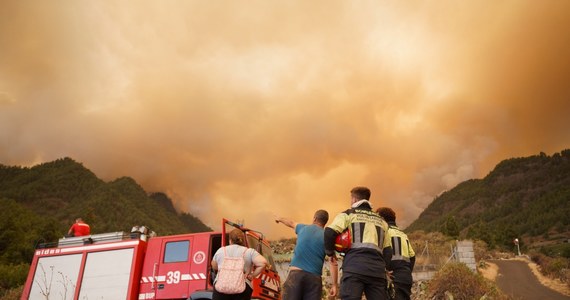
[478, 261, 499, 281]
[427, 262, 509, 300]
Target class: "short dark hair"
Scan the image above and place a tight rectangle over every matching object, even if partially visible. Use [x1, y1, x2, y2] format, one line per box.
[314, 209, 329, 225]
[351, 186, 371, 200]
[377, 207, 396, 223]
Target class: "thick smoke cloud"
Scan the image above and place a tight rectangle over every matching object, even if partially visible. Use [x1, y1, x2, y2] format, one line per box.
[1, 1, 569, 238]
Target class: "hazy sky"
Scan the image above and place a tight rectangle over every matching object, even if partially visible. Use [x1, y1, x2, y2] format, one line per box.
[1, 1, 569, 239]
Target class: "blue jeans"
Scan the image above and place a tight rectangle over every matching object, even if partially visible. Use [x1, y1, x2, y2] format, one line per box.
[282, 269, 322, 300]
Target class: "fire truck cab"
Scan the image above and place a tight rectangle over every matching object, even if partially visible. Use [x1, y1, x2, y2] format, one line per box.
[21, 219, 281, 300]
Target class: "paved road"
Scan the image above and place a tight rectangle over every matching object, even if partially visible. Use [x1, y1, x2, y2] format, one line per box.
[490, 259, 569, 300]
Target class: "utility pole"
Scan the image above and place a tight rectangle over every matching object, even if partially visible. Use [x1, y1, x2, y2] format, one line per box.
[513, 238, 521, 256]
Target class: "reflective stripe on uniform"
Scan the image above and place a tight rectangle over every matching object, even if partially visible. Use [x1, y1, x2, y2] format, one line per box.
[388, 226, 414, 260]
[351, 242, 381, 252]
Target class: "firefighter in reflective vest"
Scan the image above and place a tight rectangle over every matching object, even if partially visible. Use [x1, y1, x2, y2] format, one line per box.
[377, 207, 415, 300]
[324, 186, 393, 300]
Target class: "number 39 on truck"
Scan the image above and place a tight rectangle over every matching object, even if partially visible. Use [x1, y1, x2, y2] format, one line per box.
[21, 219, 281, 300]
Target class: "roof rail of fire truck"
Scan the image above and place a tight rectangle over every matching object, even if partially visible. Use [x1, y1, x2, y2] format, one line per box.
[36, 225, 154, 249]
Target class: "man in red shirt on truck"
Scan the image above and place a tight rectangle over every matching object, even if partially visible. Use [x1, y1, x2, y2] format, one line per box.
[68, 218, 91, 237]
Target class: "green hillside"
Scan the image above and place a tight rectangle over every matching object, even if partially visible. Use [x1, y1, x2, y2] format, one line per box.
[0, 157, 211, 295]
[407, 149, 570, 249]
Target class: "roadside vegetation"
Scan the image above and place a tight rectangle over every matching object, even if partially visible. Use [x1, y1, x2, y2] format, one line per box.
[529, 244, 570, 288]
[409, 231, 510, 300]
[425, 262, 509, 300]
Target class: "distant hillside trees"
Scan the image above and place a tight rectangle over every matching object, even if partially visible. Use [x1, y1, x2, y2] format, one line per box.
[443, 216, 460, 239]
[407, 149, 570, 251]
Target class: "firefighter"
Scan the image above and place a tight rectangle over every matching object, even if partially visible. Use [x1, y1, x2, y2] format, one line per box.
[377, 207, 415, 300]
[275, 210, 338, 300]
[67, 218, 91, 237]
[324, 186, 392, 300]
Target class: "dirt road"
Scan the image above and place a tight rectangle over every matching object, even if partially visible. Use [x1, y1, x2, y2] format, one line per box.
[490, 259, 569, 300]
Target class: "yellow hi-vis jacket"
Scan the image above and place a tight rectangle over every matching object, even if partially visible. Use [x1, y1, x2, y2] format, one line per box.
[325, 202, 392, 279]
[386, 223, 416, 284]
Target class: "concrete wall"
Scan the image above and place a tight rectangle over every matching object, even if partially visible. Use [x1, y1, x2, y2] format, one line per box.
[455, 240, 476, 272]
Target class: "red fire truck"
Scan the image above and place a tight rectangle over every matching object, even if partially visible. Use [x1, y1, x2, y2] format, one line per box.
[21, 219, 281, 300]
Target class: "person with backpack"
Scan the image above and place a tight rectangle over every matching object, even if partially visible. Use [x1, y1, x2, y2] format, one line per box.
[377, 207, 416, 300]
[211, 228, 267, 300]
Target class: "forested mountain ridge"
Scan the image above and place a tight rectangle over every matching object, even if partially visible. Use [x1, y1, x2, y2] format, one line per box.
[0, 158, 211, 280]
[406, 149, 570, 249]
